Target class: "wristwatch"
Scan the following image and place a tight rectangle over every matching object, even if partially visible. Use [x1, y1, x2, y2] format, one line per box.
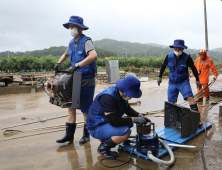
[75, 63, 80, 69]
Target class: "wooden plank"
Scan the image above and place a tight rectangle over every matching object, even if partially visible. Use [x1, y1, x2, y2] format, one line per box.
[21, 74, 37, 79]
[13, 78, 23, 83]
[7, 83, 19, 87]
[21, 78, 37, 81]
[0, 77, 13, 84]
[23, 81, 36, 85]
[0, 75, 13, 79]
[0, 82, 5, 87]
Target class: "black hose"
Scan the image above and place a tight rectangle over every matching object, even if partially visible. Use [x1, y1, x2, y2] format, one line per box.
[100, 145, 148, 169]
[201, 99, 222, 170]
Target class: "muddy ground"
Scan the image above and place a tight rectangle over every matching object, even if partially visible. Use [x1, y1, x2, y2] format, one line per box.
[0, 76, 221, 170]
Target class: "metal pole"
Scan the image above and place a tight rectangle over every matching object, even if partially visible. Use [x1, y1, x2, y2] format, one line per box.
[203, 0, 209, 51]
[167, 144, 196, 149]
[219, 103, 222, 116]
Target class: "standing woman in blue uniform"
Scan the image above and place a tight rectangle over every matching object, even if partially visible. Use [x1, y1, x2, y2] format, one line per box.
[54, 16, 97, 144]
[87, 76, 150, 159]
[157, 39, 202, 125]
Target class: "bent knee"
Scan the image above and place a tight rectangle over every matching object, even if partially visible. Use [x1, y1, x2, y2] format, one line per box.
[123, 131, 131, 140]
[186, 97, 194, 101]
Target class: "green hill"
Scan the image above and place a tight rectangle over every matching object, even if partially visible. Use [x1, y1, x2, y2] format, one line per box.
[212, 47, 222, 53]
[93, 39, 222, 61]
[1, 39, 222, 61]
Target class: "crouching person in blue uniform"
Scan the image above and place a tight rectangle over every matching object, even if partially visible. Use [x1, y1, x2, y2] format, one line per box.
[54, 16, 97, 144]
[157, 39, 202, 126]
[86, 76, 150, 159]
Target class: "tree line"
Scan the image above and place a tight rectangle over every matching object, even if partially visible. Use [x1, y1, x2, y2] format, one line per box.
[0, 55, 70, 72]
[0, 55, 164, 73]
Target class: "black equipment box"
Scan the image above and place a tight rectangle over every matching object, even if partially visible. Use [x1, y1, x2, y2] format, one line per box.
[164, 101, 200, 138]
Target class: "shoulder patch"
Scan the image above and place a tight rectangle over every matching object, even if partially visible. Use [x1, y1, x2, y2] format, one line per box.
[211, 61, 213, 64]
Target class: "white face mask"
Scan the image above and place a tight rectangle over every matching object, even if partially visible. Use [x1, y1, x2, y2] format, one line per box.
[123, 96, 132, 101]
[69, 28, 78, 37]
[174, 51, 183, 56]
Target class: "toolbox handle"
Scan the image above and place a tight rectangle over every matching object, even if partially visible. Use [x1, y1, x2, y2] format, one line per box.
[55, 69, 72, 74]
[151, 123, 155, 131]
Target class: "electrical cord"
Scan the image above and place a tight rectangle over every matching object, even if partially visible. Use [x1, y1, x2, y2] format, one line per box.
[201, 99, 222, 170]
[100, 145, 148, 170]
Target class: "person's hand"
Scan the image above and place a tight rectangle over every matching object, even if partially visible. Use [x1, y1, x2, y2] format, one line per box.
[157, 77, 162, 86]
[190, 74, 193, 78]
[134, 117, 146, 125]
[54, 63, 61, 71]
[196, 81, 202, 90]
[69, 65, 78, 73]
[139, 114, 151, 123]
[213, 76, 217, 81]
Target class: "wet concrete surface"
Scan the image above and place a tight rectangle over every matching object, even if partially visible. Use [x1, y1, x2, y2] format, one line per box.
[0, 76, 222, 170]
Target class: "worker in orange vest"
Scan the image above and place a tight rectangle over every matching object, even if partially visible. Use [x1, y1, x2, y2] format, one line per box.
[190, 49, 218, 102]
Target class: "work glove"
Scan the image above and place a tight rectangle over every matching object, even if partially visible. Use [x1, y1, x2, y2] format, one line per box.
[196, 81, 202, 90]
[213, 76, 217, 81]
[134, 117, 146, 125]
[54, 63, 61, 71]
[139, 114, 151, 123]
[69, 65, 79, 73]
[157, 77, 162, 86]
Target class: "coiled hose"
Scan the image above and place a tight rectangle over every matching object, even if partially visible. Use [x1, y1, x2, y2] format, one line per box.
[147, 138, 175, 166]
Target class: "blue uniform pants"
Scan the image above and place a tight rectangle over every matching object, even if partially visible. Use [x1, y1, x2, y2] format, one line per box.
[88, 122, 134, 140]
[80, 86, 95, 113]
[168, 79, 194, 103]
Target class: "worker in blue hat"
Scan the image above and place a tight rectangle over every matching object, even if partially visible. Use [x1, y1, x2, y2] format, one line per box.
[54, 16, 97, 144]
[86, 75, 150, 159]
[157, 39, 202, 124]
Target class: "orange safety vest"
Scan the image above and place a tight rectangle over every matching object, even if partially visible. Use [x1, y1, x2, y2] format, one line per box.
[191, 55, 218, 84]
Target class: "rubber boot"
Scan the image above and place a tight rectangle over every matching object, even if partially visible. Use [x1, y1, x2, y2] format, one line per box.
[97, 138, 117, 159]
[79, 124, 90, 144]
[56, 122, 76, 143]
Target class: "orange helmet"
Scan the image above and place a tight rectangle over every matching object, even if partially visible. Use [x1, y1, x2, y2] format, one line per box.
[198, 49, 207, 55]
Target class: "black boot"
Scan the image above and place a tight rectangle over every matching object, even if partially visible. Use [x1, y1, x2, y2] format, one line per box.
[56, 122, 76, 143]
[79, 124, 90, 144]
[97, 138, 117, 159]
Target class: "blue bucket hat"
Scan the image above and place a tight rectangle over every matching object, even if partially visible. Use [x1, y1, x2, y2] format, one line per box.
[116, 75, 142, 98]
[169, 39, 188, 49]
[63, 16, 89, 30]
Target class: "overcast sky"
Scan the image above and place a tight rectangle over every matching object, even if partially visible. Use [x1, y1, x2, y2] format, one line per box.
[0, 0, 221, 52]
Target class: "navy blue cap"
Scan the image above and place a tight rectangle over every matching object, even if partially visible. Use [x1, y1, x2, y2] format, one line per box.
[169, 39, 188, 49]
[63, 16, 89, 30]
[116, 75, 142, 98]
